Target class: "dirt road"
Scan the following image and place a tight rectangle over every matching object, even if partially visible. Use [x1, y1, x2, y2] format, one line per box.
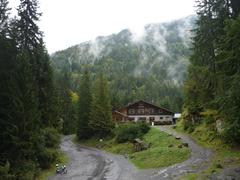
[48, 126, 213, 180]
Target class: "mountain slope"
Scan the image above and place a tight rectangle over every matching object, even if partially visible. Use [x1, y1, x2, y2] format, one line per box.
[51, 15, 196, 112]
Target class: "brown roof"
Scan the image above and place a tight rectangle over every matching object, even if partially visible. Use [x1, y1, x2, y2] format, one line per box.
[121, 100, 174, 114]
[113, 110, 129, 118]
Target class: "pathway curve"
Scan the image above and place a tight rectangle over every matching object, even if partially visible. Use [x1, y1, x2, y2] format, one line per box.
[48, 126, 213, 180]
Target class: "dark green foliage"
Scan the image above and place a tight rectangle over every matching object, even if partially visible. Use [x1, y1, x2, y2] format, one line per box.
[42, 127, 60, 148]
[56, 70, 77, 135]
[0, 0, 61, 178]
[116, 122, 150, 143]
[0, 161, 15, 180]
[89, 73, 114, 137]
[77, 68, 92, 139]
[184, 0, 240, 144]
[14, 160, 38, 180]
[38, 148, 59, 169]
[51, 16, 196, 112]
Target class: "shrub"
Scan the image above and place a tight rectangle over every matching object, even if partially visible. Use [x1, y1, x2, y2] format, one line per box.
[42, 127, 60, 148]
[223, 121, 240, 145]
[37, 148, 59, 169]
[0, 161, 15, 180]
[115, 122, 150, 143]
[15, 160, 38, 180]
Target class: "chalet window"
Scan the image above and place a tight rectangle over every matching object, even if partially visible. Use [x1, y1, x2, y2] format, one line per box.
[158, 109, 163, 113]
[138, 103, 144, 109]
[138, 117, 146, 121]
[138, 109, 145, 114]
[129, 109, 135, 114]
[160, 117, 163, 119]
[145, 109, 150, 114]
[150, 117, 155, 121]
[150, 108, 154, 114]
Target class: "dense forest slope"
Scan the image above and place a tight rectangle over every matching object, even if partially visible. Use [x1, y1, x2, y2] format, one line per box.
[51, 15, 196, 112]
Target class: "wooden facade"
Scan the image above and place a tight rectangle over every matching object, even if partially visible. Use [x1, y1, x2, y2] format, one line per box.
[112, 100, 174, 125]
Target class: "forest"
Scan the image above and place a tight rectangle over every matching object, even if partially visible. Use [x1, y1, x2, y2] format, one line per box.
[51, 15, 195, 113]
[183, 0, 240, 144]
[0, 0, 240, 179]
[0, 0, 61, 179]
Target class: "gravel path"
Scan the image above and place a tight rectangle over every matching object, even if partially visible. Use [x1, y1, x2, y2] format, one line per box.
[48, 126, 213, 180]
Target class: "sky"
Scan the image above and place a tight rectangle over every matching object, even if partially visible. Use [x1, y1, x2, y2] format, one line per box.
[9, 0, 196, 53]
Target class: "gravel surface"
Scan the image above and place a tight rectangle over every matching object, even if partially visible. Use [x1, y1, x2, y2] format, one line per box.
[48, 126, 213, 180]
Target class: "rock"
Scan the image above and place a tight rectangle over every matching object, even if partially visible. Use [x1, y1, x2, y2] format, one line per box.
[235, 168, 240, 173]
[216, 120, 224, 133]
[216, 163, 223, 169]
[168, 144, 174, 148]
[175, 136, 181, 140]
[178, 144, 183, 148]
[182, 143, 189, 147]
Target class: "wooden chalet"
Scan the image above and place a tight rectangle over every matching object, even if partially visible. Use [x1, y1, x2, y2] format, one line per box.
[112, 100, 174, 125]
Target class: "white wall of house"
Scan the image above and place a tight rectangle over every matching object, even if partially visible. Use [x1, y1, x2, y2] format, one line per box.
[128, 115, 173, 123]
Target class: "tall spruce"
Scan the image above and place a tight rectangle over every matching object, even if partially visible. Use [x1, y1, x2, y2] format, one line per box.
[184, 0, 240, 144]
[17, 0, 58, 128]
[0, 0, 61, 178]
[57, 69, 77, 134]
[77, 68, 92, 139]
[89, 73, 114, 137]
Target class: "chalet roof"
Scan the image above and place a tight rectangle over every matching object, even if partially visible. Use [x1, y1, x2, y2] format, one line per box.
[113, 110, 129, 118]
[126, 100, 174, 114]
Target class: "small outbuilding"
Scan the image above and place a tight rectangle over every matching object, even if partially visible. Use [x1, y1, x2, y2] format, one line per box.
[132, 138, 150, 152]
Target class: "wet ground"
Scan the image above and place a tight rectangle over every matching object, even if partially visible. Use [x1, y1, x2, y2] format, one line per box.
[49, 126, 215, 180]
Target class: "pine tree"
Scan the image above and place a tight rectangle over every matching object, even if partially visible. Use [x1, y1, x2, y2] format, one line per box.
[184, 0, 240, 144]
[17, 0, 58, 128]
[217, 16, 240, 143]
[57, 69, 76, 134]
[0, 0, 11, 35]
[89, 73, 114, 137]
[77, 68, 93, 139]
[0, 0, 61, 177]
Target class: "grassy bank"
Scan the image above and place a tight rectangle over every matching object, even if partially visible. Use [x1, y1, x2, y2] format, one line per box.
[77, 127, 190, 169]
[35, 151, 68, 180]
[176, 122, 240, 179]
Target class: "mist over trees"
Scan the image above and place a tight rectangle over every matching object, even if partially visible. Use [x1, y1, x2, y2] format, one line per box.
[51, 16, 196, 113]
[183, 0, 240, 144]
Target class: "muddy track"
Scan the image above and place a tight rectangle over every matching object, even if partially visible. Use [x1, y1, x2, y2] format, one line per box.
[48, 126, 213, 180]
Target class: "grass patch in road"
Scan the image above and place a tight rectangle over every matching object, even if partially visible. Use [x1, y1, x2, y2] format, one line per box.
[178, 173, 198, 180]
[35, 151, 68, 180]
[75, 135, 134, 155]
[77, 127, 190, 169]
[129, 128, 190, 169]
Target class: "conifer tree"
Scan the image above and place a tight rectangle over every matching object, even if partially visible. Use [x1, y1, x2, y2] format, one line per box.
[57, 69, 76, 134]
[0, 0, 61, 177]
[17, 0, 58, 128]
[184, 0, 240, 144]
[89, 73, 114, 137]
[77, 67, 92, 139]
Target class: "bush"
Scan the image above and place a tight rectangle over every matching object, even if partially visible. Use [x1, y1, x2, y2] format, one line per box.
[38, 148, 59, 169]
[223, 121, 240, 145]
[15, 160, 38, 180]
[42, 127, 60, 148]
[115, 122, 150, 143]
[0, 161, 15, 180]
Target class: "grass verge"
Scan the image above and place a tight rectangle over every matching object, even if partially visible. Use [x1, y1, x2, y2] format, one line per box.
[76, 127, 190, 169]
[35, 151, 68, 180]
